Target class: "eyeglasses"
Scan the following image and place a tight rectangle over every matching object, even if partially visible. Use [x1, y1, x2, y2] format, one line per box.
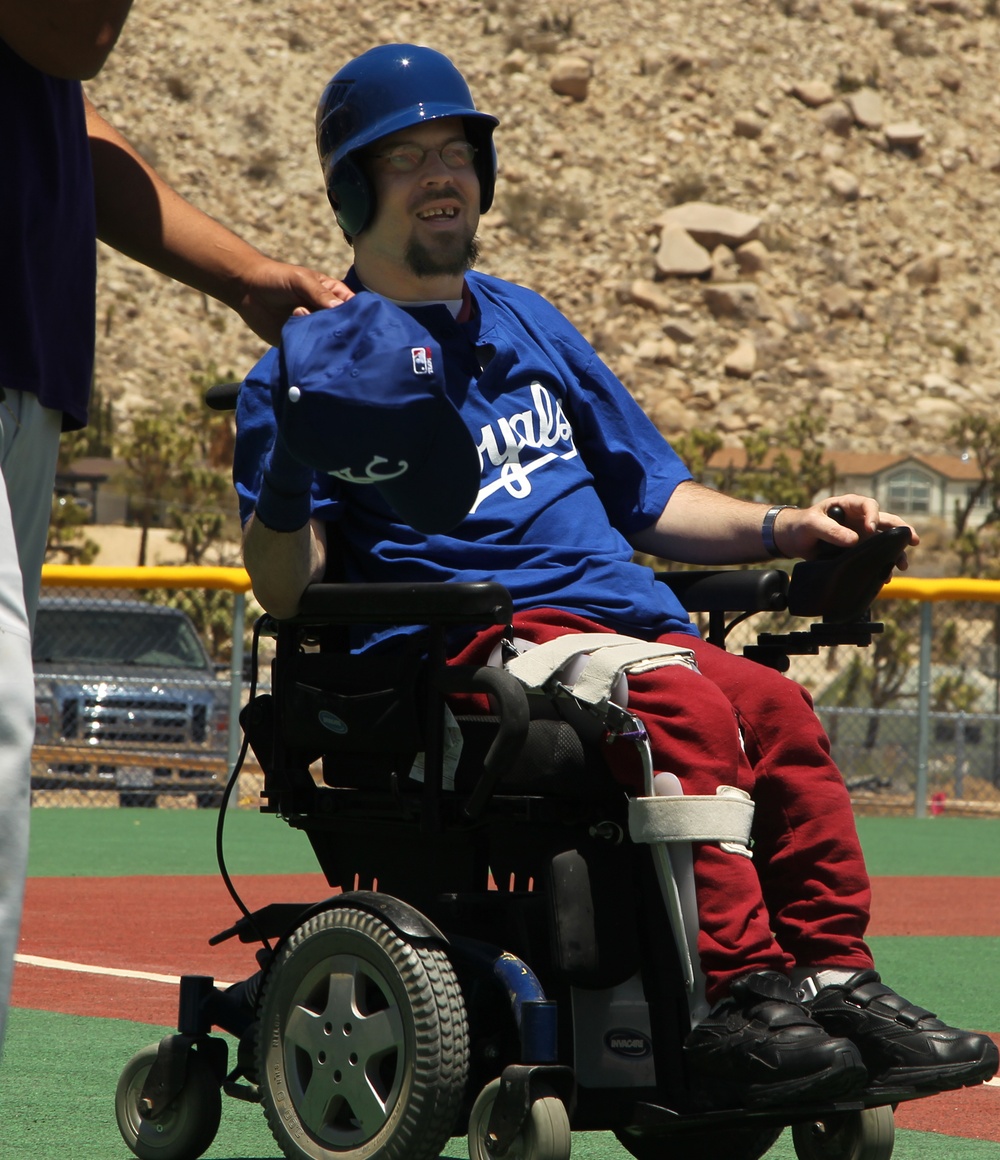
[369, 140, 477, 173]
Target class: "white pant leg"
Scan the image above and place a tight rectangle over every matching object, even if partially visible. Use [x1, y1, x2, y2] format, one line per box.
[0, 392, 61, 1059]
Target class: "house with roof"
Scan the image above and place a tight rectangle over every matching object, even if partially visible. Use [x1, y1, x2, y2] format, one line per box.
[706, 449, 991, 530]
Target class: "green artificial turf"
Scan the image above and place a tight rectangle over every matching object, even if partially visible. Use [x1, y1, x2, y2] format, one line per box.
[26, 807, 320, 877]
[13, 811, 1000, 1158]
[867, 936, 1000, 1032]
[855, 816, 1000, 877]
[25, 808, 1000, 879]
[2, 1010, 999, 1160]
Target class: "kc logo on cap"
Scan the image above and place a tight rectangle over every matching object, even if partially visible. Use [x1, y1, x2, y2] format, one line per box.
[273, 294, 481, 534]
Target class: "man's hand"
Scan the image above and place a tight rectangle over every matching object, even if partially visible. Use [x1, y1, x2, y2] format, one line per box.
[232, 258, 354, 347]
[771, 494, 919, 570]
[1, 0, 134, 79]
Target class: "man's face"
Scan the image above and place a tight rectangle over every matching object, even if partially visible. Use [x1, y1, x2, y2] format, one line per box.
[355, 116, 481, 291]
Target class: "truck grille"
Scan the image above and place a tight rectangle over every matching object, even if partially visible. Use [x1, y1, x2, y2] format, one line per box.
[69, 693, 205, 747]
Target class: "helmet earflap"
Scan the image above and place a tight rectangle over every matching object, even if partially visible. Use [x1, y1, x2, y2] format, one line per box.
[327, 157, 371, 238]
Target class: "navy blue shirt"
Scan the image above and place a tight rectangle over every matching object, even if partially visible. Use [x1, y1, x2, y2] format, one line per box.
[0, 40, 96, 429]
[234, 270, 697, 646]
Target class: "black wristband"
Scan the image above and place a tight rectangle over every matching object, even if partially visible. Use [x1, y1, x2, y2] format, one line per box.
[254, 475, 311, 533]
[762, 505, 795, 558]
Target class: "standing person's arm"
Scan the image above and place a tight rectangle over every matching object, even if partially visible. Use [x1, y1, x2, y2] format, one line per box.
[0, 0, 133, 79]
[85, 98, 352, 346]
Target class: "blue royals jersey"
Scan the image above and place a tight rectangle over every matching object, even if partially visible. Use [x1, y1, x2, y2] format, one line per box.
[233, 269, 698, 645]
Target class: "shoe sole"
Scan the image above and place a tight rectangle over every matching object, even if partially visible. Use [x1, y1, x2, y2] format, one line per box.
[743, 1047, 868, 1108]
[868, 1051, 1000, 1095]
[685, 1045, 868, 1112]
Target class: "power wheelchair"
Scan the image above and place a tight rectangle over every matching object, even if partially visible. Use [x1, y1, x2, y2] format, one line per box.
[114, 523, 915, 1160]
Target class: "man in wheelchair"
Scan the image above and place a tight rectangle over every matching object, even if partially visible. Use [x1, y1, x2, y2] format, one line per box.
[232, 44, 998, 1112]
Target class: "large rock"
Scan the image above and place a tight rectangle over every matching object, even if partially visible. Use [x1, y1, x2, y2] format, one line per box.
[629, 279, 675, 312]
[845, 88, 884, 129]
[885, 121, 926, 149]
[724, 336, 757, 378]
[548, 57, 592, 101]
[702, 282, 778, 321]
[655, 226, 713, 277]
[791, 79, 836, 108]
[654, 202, 762, 249]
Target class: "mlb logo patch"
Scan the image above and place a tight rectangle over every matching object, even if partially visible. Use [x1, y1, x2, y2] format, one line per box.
[411, 346, 433, 375]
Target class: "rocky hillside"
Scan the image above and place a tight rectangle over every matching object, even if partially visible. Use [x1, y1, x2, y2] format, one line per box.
[87, 0, 1000, 458]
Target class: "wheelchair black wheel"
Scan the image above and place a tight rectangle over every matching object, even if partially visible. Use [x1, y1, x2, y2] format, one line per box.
[115, 1043, 222, 1160]
[257, 905, 469, 1160]
[791, 1105, 895, 1160]
[468, 1077, 571, 1160]
[614, 1124, 782, 1160]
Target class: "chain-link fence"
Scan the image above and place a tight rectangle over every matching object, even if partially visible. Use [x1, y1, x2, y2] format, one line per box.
[31, 568, 1000, 815]
[718, 577, 1000, 817]
[31, 567, 261, 809]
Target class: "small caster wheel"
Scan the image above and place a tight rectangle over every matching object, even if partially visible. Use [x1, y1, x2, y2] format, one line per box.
[792, 1104, 895, 1160]
[115, 1043, 222, 1160]
[468, 1077, 571, 1160]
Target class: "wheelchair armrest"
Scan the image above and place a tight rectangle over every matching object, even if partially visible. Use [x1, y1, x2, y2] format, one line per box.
[786, 525, 911, 623]
[291, 581, 513, 627]
[654, 568, 789, 614]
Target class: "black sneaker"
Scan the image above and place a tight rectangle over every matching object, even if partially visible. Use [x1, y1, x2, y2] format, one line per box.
[804, 969, 1000, 1093]
[684, 970, 868, 1108]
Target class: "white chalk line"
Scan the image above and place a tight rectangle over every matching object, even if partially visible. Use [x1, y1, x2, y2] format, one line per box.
[13, 954, 1000, 1091]
[14, 953, 232, 988]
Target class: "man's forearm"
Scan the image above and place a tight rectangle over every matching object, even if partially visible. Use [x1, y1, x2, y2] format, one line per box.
[242, 517, 327, 621]
[86, 97, 268, 313]
[631, 481, 906, 565]
[631, 481, 777, 565]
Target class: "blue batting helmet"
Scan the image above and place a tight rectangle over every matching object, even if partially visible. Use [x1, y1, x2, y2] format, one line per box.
[316, 44, 499, 237]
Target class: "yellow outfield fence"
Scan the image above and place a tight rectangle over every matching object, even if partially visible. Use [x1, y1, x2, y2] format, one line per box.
[30, 566, 1000, 817]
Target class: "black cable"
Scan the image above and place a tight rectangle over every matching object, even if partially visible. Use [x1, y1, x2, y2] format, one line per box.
[214, 616, 272, 954]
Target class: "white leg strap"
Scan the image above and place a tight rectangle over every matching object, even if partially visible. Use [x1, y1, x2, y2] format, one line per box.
[628, 786, 754, 857]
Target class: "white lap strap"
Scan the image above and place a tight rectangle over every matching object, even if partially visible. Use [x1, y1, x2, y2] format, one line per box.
[628, 786, 754, 856]
[505, 633, 697, 713]
[572, 641, 697, 708]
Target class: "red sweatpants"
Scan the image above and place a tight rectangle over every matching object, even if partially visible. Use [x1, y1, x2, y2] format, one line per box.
[449, 609, 874, 1004]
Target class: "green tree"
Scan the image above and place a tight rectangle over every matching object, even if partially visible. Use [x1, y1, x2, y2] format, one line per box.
[45, 495, 99, 565]
[824, 603, 917, 749]
[46, 429, 100, 564]
[932, 672, 982, 715]
[118, 408, 198, 566]
[714, 410, 836, 509]
[947, 414, 1000, 537]
[671, 428, 722, 478]
[167, 465, 234, 567]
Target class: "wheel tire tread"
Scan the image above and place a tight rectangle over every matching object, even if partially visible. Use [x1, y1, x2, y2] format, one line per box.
[257, 906, 468, 1160]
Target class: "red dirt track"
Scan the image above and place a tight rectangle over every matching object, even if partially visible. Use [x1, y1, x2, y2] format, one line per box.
[13, 873, 1000, 1144]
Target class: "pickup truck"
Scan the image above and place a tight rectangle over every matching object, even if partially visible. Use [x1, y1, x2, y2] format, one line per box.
[31, 595, 231, 807]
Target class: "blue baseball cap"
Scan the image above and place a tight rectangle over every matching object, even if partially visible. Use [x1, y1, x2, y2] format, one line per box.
[274, 294, 481, 534]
